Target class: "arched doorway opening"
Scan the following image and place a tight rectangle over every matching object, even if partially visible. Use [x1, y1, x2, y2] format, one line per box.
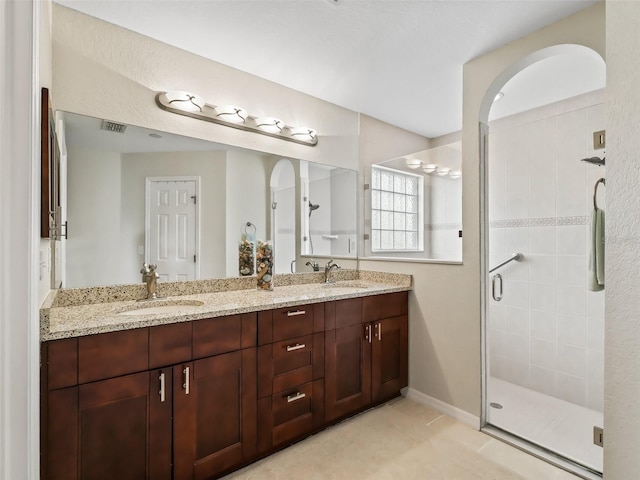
[481, 44, 605, 476]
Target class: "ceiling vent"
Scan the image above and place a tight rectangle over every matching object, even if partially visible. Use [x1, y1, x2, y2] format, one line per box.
[101, 119, 127, 133]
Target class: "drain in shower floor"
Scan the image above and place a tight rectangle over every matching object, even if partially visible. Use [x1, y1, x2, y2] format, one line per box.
[490, 402, 503, 409]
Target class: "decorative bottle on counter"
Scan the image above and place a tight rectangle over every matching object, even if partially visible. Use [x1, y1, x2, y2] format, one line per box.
[256, 240, 274, 290]
[239, 222, 256, 276]
[238, 239, 255, 276]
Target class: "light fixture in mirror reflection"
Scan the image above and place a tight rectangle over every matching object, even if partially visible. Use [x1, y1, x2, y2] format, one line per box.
[55, 112, 356, 289]
[156, 91, 318, 146]
[365, 141, 463, 262]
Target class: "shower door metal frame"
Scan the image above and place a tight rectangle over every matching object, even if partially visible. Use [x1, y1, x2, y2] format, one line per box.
[478, 123, 602, 480]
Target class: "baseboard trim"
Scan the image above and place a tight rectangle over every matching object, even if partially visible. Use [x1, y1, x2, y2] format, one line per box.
[403, 387, 480, 429]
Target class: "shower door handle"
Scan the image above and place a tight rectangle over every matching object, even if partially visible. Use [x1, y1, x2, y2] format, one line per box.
[492, 274, 503, 302]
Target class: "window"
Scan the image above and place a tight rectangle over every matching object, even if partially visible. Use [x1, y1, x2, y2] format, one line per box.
[370, 165, 423, 252]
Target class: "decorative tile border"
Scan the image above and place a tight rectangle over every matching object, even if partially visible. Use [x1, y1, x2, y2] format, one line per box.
[489, 216, 588, 228]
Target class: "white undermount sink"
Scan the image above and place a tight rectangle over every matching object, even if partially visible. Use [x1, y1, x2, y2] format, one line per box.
[119, 300, 204, 316]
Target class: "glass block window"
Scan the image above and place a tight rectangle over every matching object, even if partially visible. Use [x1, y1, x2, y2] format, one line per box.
[371, 165, 423, 252]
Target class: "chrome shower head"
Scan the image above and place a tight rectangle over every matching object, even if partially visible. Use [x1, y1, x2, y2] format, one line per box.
[581, 156, 605, 166]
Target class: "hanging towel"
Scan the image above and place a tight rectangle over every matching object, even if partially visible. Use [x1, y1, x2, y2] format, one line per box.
[589, 207, 605, 291]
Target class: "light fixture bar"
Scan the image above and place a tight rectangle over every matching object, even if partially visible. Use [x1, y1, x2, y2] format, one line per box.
[155, 91, 318, 147]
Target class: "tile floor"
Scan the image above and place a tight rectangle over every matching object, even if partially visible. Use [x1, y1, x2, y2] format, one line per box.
[488, 377, 603, 473]
[222, 397, 579, 479]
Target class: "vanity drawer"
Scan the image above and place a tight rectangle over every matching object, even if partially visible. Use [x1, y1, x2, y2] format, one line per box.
[363, 291, 408, 322]
[149, 322, 192, 368]
[45, 337, 78, 390]
[78, 328, 149, 384]
[192, 313, 256, 359]
[258, 379, 324, 452]
[258, 333, 324, 398]
[272, 305, 314, 342]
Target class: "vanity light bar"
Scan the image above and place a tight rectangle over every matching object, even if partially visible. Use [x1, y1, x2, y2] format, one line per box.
[155, 91, 318, 147]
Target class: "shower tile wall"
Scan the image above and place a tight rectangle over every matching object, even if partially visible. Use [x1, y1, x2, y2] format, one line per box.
[488, 89, 605, 412]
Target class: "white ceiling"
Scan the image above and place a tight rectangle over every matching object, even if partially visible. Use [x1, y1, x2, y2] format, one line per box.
[55, 0, 604, 138]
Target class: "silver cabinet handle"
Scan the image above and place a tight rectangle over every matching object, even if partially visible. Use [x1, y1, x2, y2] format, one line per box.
[182, 366, 190, 395]
[365, 324, 372, 344]
[287, 392, 306, 403]
[159, 372, 165, 403]
[287, 310, 306, 317]
[375, 322, 381, 341]
[286, 343, 306, 352]
[492, 274, 503, 302]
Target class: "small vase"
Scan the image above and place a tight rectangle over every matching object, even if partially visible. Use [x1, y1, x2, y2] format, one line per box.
[256, 240, 274, 290]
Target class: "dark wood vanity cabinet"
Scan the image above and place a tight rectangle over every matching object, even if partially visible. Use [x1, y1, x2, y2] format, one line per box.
[325, 292, 408, 423]
[42, 291, 408, 479]
[256, 303, 325, 453]
[42, 313, 257, 480]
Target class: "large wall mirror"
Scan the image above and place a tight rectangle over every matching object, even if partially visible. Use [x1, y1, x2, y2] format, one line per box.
[56, 112, 357, 289]
[363, 142, 462, 262]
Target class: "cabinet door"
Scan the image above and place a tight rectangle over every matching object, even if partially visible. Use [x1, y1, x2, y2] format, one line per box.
[174, 349, 257, 480]
[46, 370, 172, 480]
[324, 324, 371, 422]
[372, 315, 408, 403]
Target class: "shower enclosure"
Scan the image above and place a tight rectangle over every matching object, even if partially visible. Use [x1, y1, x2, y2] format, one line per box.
[484, 88, 605, 477]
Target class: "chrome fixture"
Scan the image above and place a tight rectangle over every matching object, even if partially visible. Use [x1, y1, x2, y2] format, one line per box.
[155, 91, 318, 146]
[139, 263, 164, 301]
[581, 156, 605, 167]
[324, 259, 340, 283]
[593, 177, 606, 210]
[489, 252, 523, 274]
[305, 259, 320, 272]
[491, 273, 503, 302]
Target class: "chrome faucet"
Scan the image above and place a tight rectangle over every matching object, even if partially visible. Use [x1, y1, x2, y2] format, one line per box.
[140, 263, 162, 300]
[306, 259, 320, 272]
[324, 259, 340, 283]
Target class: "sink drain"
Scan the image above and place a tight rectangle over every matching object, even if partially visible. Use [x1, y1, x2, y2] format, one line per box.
[490, 402, 503, 409]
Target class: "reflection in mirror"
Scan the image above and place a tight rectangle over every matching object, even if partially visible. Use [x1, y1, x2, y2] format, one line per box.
[365, 142, 462, 262]
[301, 162, 358, 259]
[58, 112, 357, 288]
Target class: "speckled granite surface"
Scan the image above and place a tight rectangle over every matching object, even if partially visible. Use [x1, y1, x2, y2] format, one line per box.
[41, 270, 412, 341]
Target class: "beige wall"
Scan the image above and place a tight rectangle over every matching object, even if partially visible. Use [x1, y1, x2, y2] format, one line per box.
[604, 2, 640, 477]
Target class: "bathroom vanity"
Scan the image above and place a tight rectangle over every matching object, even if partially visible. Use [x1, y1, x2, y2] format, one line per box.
[40, 272, 411, 480]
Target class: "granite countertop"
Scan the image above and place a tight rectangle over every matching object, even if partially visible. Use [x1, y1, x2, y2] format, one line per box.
[41, 271, 412, 341]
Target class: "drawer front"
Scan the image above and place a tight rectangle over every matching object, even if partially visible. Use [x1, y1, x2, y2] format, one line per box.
[271, 379, 324, 447]
[149, 322, 192, 368]
[78, 328, 149, 384]
[192, 314, 242, 358]
[271, 305, 314, 342]
[46, 337, 78, 390]
[363, 291, 408, 322]
[272, 335, 314, 376]
[334, 297, 363, 329]
[272, 381, 314, 427]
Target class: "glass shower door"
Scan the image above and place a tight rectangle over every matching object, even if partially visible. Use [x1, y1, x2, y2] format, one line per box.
[484, 89, 605, 476]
